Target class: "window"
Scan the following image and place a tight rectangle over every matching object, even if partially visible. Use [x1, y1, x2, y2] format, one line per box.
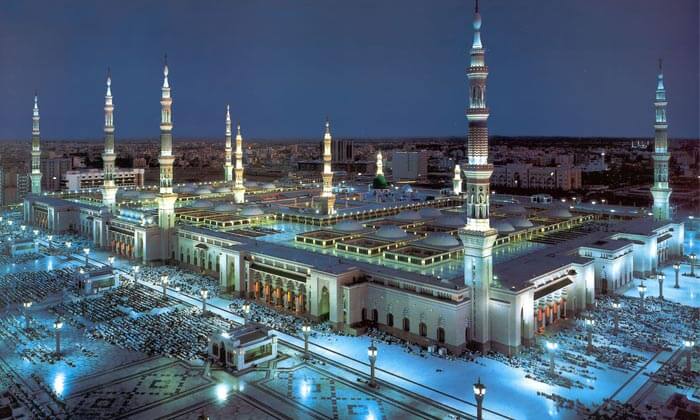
[419, 322, 427, 337]
[387, 313, 394, 327]
[437, 327, 445, 344]
[403, 318, 410, 332]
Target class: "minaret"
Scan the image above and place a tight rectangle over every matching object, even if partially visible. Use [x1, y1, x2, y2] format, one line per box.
[156, 57, 177, 260]
[459, 0, 498, 353]
[233, 122, 246, 203]
[223, 105, 233, 183]
[30, 93, 42, 195]
[376, 151, 384, 176]
[321, 119, 335, 215]
[102, 69, 118, 210]
[453, 164, 462, 196]
[650, 59, 671, 221]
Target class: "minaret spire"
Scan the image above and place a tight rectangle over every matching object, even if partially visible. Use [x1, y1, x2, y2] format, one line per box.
[30, 92, 42, 194]
[650, 59, 671, 221]
[376, 151, 384, 176]
[157, 56, 177, 261]
[453, 164, 462, 196]
[224, 105, 233, 183]
[233, 120, 246, 203]
[459, 0, 498, 353]
[102, 68, 118, 211]
[321, 118, 335, 215]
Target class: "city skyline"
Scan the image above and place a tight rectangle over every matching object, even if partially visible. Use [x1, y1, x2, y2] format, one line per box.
[0, 0, 698, 141]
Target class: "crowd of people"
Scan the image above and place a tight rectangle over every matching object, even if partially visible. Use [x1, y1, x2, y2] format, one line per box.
[56, 286, 171, 324]
[137, 265, 222, 298]
[89, 306, 232, 361]
[0, 268, 78, 310]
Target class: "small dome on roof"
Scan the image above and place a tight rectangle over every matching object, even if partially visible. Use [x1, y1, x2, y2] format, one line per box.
[493, 220, 515, 233]
[213, 186, 230, 193]
[501, 203, 527, 215]
[244, 181, 259, 188]
[401, 185, 414, 194]
[392, 210, 422, 222]
[372, 174, 389, 189]
[138, 192, 156, 200]
[240, 206, 264, 217]
[262, 182, 276, 189]
[435, 215, 466, 228]
[333, 220, 365, 232]
[179, 186, 195, 194]
[195, 187, 212, 195]
[421, 232, 461, 248]
[213, 203, 236, 212]
[190, 200, 214, 209]
[374, 225, 408, 240]
[510, 216, 534, 228]
[543, 208, 572, 219]
[419, 207, 443, 218]
[121, 190, 139, 198]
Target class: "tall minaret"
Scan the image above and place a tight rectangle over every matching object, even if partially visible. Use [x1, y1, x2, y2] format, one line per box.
[102, 69, 118, 210]
[30, 93, 42, 195]
[459, 0, 498, 353]
[650, 59, 671, 221]
[321, 119, 335, 215]
[376, 151, 384, 176]
[233, 122, 246, 203]
[453, 164, 462, 196]
[156, 58, 177, 260]
[223, 105, 233, 183]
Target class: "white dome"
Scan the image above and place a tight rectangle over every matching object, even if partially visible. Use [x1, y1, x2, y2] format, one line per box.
[121, 190, 140, 198]
[195, 188, 212, 195]
[374, 225, 408, 240]
[543, 208, 572, 219]
[501, 204, 527, 215]
[262, 182, 276, 189]
[418, 208, 443, 218]
[213, 203, 236, 212]
[510, 216, 534, 228]
[179, 186, 196, 194]
[333, 220, 365, 232]
[401, 185, 414, 193]
[493, 220, 515, 233]
[240, 206, 264, 217]
[213, 186, 230, 193]
[138, 192, 156, 200]
[435, 215, 466, 228]
[244, 181, 259, 188]
[392, 210, 422, 222]
[420, 233, 460, 248]
[190, 200, 213, 209]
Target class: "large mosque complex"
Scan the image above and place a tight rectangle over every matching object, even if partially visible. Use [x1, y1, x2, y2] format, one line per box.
[22, 4, 685, 355]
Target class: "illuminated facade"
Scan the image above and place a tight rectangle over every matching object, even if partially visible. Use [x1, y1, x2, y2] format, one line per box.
[223, 105, 233, 183]
[30, 94, 42, 195]
[102, 70, 118, 211]
[156, 59, 177, 261]
[321, 119, 335, 215]
[233, 122, 246, 204]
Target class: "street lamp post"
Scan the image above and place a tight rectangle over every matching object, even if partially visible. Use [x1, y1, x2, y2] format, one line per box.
[657, 273, 665, 299]
[133, 265, 140, 286]
[200, 288, 209, 314]
[690, 253, 697, 277]
[161, 275, 169, 300]
[47, 235, 53, 250]
[53, 318, 63, 357]
[473, 377, 486, 420]
[585, 317, 595, 353]
[368, 340, 378, 388]
[83, 247, 90, 268]
[242, 302, 250, 323]
[638, 281, 647, 313]
[546, 341, 558, 377]
[302, 322, 311, 360]
[673, 263, 680, 288]
[684, 339, 695, 374]
[22, 301, 32, 330]
[108, 256, 115, 267]
[611, 301, 621, 334]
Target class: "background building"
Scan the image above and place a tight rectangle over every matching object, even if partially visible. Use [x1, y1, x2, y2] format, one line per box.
[492, 164, 582, 191]
[41, 157, 73, 191]
[62, 168, 145, 191]
[391, 151, 428, 182]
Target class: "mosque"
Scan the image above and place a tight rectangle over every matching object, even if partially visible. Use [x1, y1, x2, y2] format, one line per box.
[23, 2, 684, 354]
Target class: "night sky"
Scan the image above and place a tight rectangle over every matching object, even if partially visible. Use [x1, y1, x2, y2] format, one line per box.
[0, 0, 697, 140]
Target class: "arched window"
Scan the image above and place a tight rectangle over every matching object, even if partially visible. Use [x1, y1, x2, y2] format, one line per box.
[403, 318, 410, 332]
[372, 309, 378, 323]
[387, 313, 394, 327]
[437, 327, 445, 343]
[361, 308, 367, 322]
[419, 322, 427, 337]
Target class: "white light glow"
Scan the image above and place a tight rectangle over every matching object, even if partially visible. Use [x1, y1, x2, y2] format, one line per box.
[216, 383, 228, 402]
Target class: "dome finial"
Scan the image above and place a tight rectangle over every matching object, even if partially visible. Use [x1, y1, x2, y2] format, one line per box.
[475, 0, 479, 14]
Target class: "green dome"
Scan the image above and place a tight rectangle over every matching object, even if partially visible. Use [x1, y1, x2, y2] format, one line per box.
[372, 174, 389, 189]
